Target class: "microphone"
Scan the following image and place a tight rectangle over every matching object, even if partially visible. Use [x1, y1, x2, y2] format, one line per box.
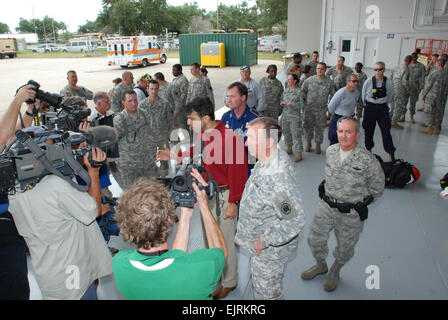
[84, 126, 118, 148]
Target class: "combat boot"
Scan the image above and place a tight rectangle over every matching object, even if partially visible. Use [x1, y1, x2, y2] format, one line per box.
[398, 114, 405, 122]
[417, 106, 424, 112]
[420, 126, 434, 135]
[391, 121, 404, 129]
[323, 261, 343, 292]
[410, 114, 415, 124]
[315, 144, 321, 154]
[434, 126, 441, 135]
[301, 261, 328, 280]
[285, 145, 293, 155]
[305, 141, 312, 152]
[294, 152, 302, 163]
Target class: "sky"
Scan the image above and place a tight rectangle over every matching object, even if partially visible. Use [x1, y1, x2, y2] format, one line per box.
[0, 0, 256, 33]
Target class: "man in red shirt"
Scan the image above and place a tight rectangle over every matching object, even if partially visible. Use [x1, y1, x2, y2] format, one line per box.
[157, 96, 248, 299]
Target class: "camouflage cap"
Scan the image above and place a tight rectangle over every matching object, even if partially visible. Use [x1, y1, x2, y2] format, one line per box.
[139, 73, 153, 82]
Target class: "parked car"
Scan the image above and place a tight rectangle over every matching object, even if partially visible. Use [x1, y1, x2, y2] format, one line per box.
[32, 43, 59, 53]
[62, 40, 97, 53]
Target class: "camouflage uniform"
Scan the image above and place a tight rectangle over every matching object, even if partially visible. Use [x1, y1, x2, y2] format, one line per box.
[407, 62, 426, 116]
[326, 66, 353, 90]
[390, 64, 411, 122]
[307, 61, 318, 76]
[139, 97, 173, 177]
[171, 74, 189, 130]
[353, 71, 367, 118]
[307, 143, 384, 266]
[259, 77, 284, 119]
[422, 69, 445, 127]
[59, 85, 93, 101]
[301, 75, 336, 144]
[110, 82, 135, 113]
[286, 61, 304, 75]
[235, 150, 305, 300]
[114, 108, 157, 190]
[281, 86, 304, 153]
[186, 76, 215, 108]
[436, 65, 448, 128]
[158, 82, 176, 113]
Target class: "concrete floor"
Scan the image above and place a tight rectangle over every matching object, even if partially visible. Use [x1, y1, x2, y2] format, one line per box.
[7, 57, 446, 300]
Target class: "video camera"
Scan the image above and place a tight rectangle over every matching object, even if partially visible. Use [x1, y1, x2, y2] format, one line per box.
[158, 157, 218, 212]
[0, 125, 118, 194]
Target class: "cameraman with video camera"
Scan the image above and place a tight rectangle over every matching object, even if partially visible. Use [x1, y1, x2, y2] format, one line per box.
[112, 169, 227, 300]
[0, 85, 36, 300]
[7, 129, 113, 300]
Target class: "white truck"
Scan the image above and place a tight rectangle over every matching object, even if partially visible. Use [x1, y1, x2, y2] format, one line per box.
[106, 35, 167, 68]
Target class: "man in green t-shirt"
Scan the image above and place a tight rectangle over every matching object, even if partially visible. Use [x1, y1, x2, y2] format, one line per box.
[112, 169, 227, 300]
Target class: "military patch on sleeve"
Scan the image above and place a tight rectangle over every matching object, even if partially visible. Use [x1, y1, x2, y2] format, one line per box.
[273, 191, 298, 220]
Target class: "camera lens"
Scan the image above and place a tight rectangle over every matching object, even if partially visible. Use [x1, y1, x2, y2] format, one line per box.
[175, 177, 185, 187]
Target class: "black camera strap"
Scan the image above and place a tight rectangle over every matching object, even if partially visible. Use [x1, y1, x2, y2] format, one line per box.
[15, 130, 90, 192]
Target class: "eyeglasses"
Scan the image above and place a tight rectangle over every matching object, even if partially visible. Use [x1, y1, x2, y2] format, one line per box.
[374, 68, 384, 71]
[349, 80, 359, 83]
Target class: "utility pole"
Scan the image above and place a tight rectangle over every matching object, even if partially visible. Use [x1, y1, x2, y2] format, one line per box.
[216, 0, 219, 30]
[51, 18, 55, 42]
[43, 21, 47, 43]
[32, 7, 37, 39]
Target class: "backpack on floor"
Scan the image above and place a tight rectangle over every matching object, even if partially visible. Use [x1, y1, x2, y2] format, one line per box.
[375, 155, 420, 188]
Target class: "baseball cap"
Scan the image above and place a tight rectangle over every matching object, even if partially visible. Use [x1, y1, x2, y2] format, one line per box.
[21, 126, 61, 144]
[240, 65, 250, 71]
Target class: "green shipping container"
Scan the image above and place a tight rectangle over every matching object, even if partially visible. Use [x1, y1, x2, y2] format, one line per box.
[179, 33, 258, 67]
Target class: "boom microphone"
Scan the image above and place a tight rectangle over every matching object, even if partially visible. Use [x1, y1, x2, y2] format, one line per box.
[84, 126, 118, 148]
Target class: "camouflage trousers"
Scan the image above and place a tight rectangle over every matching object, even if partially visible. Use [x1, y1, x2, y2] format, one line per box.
[261, 106, 281, 120]
[280, 114, 303, 152]
[116, 165, 158, 190]
[424, 98, 438, 127]
[303, 107, 327, 144]
[174, 110, 189, 130]
[250, 255, 289, 300]
[356, 101, 364, 119]
[308, 199, 364, 265]
[392, 91, 410, 122]
[407, 88, 420, 115]
[204, 190, 238, 288]
[436, 96, 448, 127]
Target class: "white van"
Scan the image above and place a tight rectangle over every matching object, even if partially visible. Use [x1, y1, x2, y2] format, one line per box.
[62, 40, 97, 53]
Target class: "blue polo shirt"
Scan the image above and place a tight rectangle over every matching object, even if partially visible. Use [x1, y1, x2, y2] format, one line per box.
[221, 105, 260, 141]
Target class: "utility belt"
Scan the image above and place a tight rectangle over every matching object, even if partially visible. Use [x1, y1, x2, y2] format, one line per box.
[318, 180, 373, 221]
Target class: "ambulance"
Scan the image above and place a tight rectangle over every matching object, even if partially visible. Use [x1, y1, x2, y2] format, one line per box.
[106, 36, 167, 68]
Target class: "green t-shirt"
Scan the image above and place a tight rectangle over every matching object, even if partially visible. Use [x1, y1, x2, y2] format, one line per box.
[112, 248, 225, 300]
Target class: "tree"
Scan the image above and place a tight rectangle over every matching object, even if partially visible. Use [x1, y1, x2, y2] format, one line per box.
[256, 0, 288, 35]
[15, 16, 67, 41]
[78, 20, 100, 33]
[207, 2, 259, 33]
[0, 22, 10, 33]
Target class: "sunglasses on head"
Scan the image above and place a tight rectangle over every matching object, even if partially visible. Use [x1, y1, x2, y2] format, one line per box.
[374, 68, 384, 71]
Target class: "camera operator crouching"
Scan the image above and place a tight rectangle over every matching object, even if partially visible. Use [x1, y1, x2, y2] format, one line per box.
[7, 127, 113, 300]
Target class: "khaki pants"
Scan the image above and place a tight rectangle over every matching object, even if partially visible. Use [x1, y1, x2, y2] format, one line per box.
[202, 189, 238, 288]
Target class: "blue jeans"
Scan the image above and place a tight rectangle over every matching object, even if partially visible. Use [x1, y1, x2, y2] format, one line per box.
[80, 281, 98, 300]
[0, 242, 30, 300]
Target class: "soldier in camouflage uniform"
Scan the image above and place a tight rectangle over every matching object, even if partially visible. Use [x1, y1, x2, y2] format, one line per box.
[425, 54, 439, 77]
[436, 55, 448, 133]
[286, 52, 304, 75]
[420, 59, 447, 135]
[139, 80, 173, 177]
[235, 117, 305, 300]
[60, 70, 94, 101]
[281, 74, 304, 162]
[405, 53, 426, 122]
[259, 64, 284, 120]
[154, 72, 176, 113]
[326, 56, 353, 91]
[306, 51, 319, 76]
[171, 64, 190, 130]
[390, 55, 412, 129]
[301, 117, 384, 292]
[187, 62, 215, 108]
[301, 62, 336, 155]
[353, 62, 368, 119]
[113, 90, 157, 190]
[110, 71, 135, 113]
